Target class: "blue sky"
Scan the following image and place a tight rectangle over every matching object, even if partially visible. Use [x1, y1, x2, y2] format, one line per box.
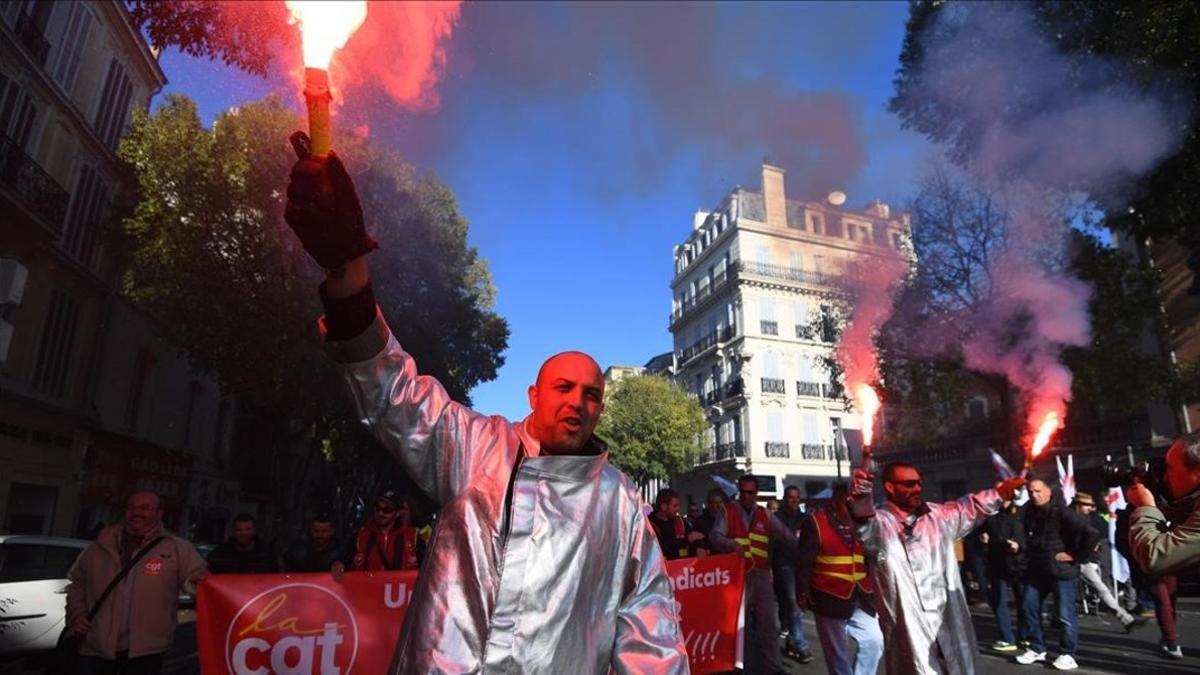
[157, 1, 933, 420]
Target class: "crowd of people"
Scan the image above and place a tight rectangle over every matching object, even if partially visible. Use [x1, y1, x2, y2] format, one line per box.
[640, 430, 1200, 675]
[60, 134, 1200, 675]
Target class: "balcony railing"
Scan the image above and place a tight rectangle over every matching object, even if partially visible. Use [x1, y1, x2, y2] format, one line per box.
[1, 130, 69, 232]
[14, 13, 50, 66]
[737, 260, 833, 286]
[721, 377, 744, 399]
[760, 378, 786, 394]
[670, 268, 731, 324]
[716, 441, 745, 460]
[795, 324, 816, 340]
[765, 441, 790, 458]
[796, 381, 823, 397]
[677, 324, 736, 365]
[760, 320, 778, 335]
[800, 443, 831, 460]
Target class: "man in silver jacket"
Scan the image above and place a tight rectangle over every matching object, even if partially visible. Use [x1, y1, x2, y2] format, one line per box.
[850, 461, 1024, 674]
[283, 140, 688, 674]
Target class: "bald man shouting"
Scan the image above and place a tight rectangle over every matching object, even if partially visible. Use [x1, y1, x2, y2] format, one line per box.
[284, 140, 687, 675]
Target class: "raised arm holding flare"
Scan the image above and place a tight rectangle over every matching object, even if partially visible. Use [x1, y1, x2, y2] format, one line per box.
[283, 137, 687, 674]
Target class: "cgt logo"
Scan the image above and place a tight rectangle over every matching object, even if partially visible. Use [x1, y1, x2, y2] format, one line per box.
[225, 583, 358, 674]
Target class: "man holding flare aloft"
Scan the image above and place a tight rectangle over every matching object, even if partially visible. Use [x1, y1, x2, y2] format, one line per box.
[850, 461, 1026, 674]
[282, 135, 686, 673]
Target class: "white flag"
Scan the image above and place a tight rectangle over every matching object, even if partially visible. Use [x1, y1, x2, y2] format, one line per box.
[1106, 487, 1131, 584]
[1056, 455, 1076, 504]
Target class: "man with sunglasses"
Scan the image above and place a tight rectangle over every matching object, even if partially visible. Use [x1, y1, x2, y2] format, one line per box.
[283, 141, 685, 673]
[337, 491, 425, 574]
[851, 462, 1025, 674]
[710, 474, 799, 675]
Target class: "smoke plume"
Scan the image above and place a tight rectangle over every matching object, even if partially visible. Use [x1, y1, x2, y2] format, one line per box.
[902, 2, 1188, 444]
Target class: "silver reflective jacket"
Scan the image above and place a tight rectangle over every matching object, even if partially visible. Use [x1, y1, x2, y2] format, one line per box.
[855, 490, 1000, 675]
[326, 313, 689, 674]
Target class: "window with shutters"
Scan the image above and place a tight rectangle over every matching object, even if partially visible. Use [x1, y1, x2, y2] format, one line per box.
[51, 3, 93, 95]
[0, 75, 38, 150]
[61, 164, 109, 269]
[93, 59, 133, 150]
[32, 288, 80, 398]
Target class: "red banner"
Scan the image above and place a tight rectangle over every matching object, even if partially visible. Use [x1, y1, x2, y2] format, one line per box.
[665, 553, 746, 674]
[197, 554, 744, 674]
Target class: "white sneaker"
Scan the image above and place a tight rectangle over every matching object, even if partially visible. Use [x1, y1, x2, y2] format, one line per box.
[1052, 654, 1078, 670]
[1016, 649, 1047, 665]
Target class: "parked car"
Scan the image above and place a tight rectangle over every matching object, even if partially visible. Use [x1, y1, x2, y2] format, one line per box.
[0, 535, 88, 655]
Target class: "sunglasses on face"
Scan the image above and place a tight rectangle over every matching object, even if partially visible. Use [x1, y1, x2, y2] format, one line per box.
[889, 479, 922, 488]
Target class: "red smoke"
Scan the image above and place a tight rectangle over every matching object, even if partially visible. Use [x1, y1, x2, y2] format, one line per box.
[335, 1, 462, 112]
[835, 252, 908, 444]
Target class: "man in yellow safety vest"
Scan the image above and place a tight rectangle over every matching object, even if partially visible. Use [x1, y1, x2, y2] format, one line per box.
[711, 474, 798, 675]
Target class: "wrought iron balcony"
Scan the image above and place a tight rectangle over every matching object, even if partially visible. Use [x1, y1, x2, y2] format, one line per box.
[795, 324, 816, 340]
[721, 377, 744, 400]
[796, 381, 823, 397]
[760, 378, 786, 395]
[677, 324, 737, 365]
[800, 443, 831, 460]
[670, 268, 731, 325]
[764, 441, 790, 458]
[716, 441, 745, 460]
[760, 320, 778, 335]
[737, 260, 834, 286]
[1, 130, 69, 232]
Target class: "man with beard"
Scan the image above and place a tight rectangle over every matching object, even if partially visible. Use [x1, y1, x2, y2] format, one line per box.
[336, 491, 425, 574]
[690, 488, 727, 556]
[284, 140, 685, 673]
[851, 462, 1025, 675]
[283, 514, 348, 573]
[649, 488, 704, 560]
[206, 514, 279, 574]
[65, 492, 207, 674]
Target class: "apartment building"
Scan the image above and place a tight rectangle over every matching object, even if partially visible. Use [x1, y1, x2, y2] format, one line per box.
[668, 164, 911, 505]
[0, 2, 237, 538]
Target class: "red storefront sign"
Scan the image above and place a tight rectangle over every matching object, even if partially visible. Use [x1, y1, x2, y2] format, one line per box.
[197, 554, 744, 674]
[82, 431, 193, 510]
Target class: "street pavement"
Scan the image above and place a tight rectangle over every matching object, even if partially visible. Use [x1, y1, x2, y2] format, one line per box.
[3, 599, 1197, 674]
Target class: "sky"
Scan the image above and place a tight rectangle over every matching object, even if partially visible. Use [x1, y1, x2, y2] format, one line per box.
[156, 1, 934, 420]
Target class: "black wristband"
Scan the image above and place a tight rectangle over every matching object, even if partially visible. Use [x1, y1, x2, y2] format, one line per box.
[320, 281, 377, 341]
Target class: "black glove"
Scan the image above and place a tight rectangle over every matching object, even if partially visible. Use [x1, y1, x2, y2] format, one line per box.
[284, 131, 377, 270]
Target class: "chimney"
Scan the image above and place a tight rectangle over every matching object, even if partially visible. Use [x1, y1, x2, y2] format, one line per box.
[761, 164, 786, 228]
[865, 200, 890, 219]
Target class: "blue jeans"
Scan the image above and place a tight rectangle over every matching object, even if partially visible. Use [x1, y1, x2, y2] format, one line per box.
[814, 607, 883, 675]
[988, 575, 1021, 644]
[1020, 575, 1078, 655]
[775, 564, 809, 652]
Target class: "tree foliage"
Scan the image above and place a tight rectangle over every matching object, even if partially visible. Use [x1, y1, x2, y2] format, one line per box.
[892, 0, 1200, 258]
[116, 94, 508, 522]
[129, 0, 287, 76]
[596, 374, 707, 485]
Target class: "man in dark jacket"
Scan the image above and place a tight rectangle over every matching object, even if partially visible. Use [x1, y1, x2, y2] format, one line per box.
[690, 488, 726, 556]
[282, 514, 348, 573]
[1015, 477, 1099, 671]
[981, 500, 1026, 652]
[206, 514, 279, 574]
[796, 483, 882, 675]
[649, 488, 703, 560]
[1071, 494, 1142, 631]
[773, 485, 813, 663]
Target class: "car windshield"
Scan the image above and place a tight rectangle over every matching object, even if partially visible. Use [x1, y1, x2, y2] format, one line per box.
[0, 543, 82, 582]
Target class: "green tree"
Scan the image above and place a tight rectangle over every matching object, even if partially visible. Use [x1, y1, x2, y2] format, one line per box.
[117, 94, 508, 526]
[596, 374, 707, 486]
[129, 0, 287, 76]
